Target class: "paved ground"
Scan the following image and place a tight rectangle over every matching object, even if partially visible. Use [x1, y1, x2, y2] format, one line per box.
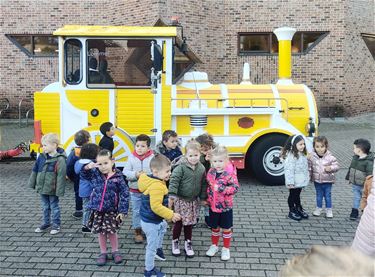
[0, 114, 374, 277]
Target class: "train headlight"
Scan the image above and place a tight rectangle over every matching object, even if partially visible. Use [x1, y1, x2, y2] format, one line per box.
[305, 117, 316, 137]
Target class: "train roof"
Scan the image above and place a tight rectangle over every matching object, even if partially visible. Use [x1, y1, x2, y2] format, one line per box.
[53, 25, 177, 37]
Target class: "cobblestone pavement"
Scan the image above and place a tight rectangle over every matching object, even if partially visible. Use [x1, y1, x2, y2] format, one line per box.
[0, 114, 374, 277]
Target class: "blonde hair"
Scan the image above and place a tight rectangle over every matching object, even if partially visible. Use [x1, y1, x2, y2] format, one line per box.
[150, 153, 171, 171]
[41, 133, 60, 146]
[279, 245, 375, 277]
[185, 139, 201, 153]
[211, 145, 228, 158]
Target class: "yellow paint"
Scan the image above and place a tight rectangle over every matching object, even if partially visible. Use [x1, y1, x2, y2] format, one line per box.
[117, 89, 154, 135]
[54, 25, 177, 37]
[34, 92, 60, 135]
[175, 85, 223, 108]
[29, 142, 41, 154]
[278, 40, 292, 79]
[205, 116, 224, 135]
[230, 115, 270, 135]
[66, 90, 109, 126]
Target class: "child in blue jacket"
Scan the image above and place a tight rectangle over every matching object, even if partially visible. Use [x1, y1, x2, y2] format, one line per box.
[82, 149, 129, 266]
[74, 143, 100, 233]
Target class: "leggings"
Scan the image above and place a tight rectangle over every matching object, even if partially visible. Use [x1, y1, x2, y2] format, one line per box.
[288, 188, 302, 210]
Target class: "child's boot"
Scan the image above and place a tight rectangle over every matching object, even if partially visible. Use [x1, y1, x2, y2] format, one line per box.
[326, 208, 333, 218]
[134, 228, 143, 244]
[288, 208, 302, 221]
[296, 206, 309, 219]
[206, 244, 219, 257]
[171, 239, 181, 256]
[350, 208, 358, 220]
[184, 240, 194, 258]
[312, 207, 322, 216]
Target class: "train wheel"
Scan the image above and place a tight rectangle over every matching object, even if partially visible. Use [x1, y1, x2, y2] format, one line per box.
[63, 126, 134, 168]
[247, 134, 287, 185]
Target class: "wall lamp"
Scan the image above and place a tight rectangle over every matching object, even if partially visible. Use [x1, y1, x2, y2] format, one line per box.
[170, 16, 188, 53]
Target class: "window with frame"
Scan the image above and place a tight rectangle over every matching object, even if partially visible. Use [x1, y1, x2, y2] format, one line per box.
[65, 39, 82, 84]
[362, 34, 375, 59]
[239, 31, 328, 55]
[87, 39, 153, 87]
[6, 34, 58, 57]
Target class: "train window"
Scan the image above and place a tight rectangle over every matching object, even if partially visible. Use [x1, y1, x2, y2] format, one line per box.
[86, 39, 153, 87]
[362, 34, 375, 59]
[6, 34, 58, 57]
[238, 32, 328, 55]
[65, 39, 82, 84]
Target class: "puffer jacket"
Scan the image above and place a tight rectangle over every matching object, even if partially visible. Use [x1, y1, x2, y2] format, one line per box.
[169, 156, 207, 201]
[123, 150, 154, 191]
[360, 175, 373, 210]
[154, 141, 182, 162]
[82, 168, 129, 214]
[352, 166, 375, 257]
[346, 152, 374, 186]
[28, 148, 67, 197]
[138, 174, 174, 223]
[206, 163, 239, 213]
[74, 158, 94, 198]
[308, 150, 339, 184]
[284, 152, 309, 188]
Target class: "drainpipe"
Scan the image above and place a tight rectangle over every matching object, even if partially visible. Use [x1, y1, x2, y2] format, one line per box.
[273, 27, 296, 85]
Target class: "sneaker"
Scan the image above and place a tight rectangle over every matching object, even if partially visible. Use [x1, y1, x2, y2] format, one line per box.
[296, 206, 309, 219]
[96, 253, 107, 266]
[206, 244, 219, 257]
[155, 248, 166, 261]
[313, 207, 322, 216]
[171, 239, 181, 256]
[34, 224, 50, 233]
[144, 267, 165, 277]
[326, 208, 333, 218]
[184, 240, 194, 258]
[81, 226, 91, 233]
[112, 251, 123, 264]
[221, 247, 230, 261]
[72, 211, 83, 219]
[134, 228, 144, 244]
[50, 227, 60, 235]
[350, 208, 358, 220]
[288, 209, 302, 221]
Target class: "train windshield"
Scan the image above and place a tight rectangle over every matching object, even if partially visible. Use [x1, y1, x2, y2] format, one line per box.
[86, 39, 153, 88]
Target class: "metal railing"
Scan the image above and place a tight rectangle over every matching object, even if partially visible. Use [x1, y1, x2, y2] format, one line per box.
[0, 98, 10, 118]
[18, 98, 34, 127]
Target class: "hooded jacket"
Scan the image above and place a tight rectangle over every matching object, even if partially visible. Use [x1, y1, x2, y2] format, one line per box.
[308, 150, 339, 184]
[123, 150, 154, 191]
[284, 152, 309, 188]
[206, 163, 239, 213]
[82, 168, 129, 214]
[169, 156, 207, 201]
[138, 173, 174, 223]
[346, 152, 374, 186]
[28, 148, 67, 197]
[154, 141, 182, 162]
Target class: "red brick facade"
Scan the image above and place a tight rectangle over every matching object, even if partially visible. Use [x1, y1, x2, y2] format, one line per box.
[1, 0, 374, 118]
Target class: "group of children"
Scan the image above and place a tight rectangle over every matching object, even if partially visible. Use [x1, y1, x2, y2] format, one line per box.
[29, 123, 239, 277]
[28, 120, 373, 276]
[282, 135, 373, 222]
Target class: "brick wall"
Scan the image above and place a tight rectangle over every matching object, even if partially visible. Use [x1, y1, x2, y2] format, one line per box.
[1, 0, 374, 118]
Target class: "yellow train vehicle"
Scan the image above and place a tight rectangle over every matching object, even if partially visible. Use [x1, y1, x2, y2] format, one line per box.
[30, 25, 318, 185]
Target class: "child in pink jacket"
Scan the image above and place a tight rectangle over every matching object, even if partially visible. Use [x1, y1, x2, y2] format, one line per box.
[308, 136, 339, 218]
[205, 145, 239, 261]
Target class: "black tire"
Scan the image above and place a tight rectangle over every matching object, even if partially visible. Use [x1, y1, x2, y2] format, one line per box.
[247, 134, 288, 185]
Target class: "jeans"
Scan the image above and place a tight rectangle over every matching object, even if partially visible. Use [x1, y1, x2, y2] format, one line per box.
[130, 192, 142, 229]
[141, 220, 167, 271]
[74, 181, 82, 211]
[314, 182, 332, 208]
[352, 184, 363, 209]
[40, 194, 60, 228]
[82, 197, 91, 227]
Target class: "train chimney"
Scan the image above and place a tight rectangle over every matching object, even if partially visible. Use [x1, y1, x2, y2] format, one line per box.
[273, 27, 296, 85]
